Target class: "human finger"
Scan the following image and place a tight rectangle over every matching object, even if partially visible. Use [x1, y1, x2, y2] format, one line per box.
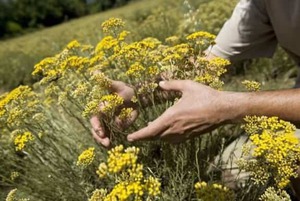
[127, 110, 172, 142]
[90, 115, 105, 137]
[159, 80, 188, 92]
[91, 129, 110, 148]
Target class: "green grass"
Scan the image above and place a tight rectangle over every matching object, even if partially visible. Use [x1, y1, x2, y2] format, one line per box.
[0, 0, 175, 91]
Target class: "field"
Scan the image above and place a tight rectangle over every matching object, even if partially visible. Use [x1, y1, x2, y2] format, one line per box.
[1, 0, 300, 200]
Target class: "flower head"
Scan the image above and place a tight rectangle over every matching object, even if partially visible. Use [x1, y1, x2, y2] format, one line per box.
[77, 147, 96, 168]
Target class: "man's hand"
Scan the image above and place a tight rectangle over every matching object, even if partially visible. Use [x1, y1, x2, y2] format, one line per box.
[127, 80, 231, 143]
[90, 80, 138, 147]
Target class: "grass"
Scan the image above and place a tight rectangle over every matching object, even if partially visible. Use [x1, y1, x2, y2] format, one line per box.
[0, 0, 174, 91]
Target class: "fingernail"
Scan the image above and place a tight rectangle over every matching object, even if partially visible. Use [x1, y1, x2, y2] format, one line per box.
[127, 136, 134, 142]
[159, 81, 165, 87]
[99, 131, 104, 137]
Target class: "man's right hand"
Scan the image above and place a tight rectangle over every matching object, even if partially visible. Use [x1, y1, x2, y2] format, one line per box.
[90, 80, 138, 148]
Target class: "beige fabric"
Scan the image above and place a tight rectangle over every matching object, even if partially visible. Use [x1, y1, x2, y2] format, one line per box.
[209, 0, 300, 64]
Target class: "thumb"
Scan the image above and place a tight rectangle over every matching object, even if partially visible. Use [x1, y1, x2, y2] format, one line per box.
[159, 80, 186, 91]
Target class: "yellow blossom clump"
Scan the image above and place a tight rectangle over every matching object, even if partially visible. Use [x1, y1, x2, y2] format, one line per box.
[96, 162, 108, 178]
[5, 188, 29, 201]
[14, 131, 34, 151]
[89, 189, 107, 201]
[186, 31, 216, 45]
[90, 72, 112, 89]
[118, 108, 134, 121]
[92, 145, 161, 201]
[239, 116, 300, 189]
[118, 30, 130, 41]
[60, 55, 90, 73]
[0, 85, 42, 128]
[242, 80, 261, 91]
[144, 176, 161, 196]
[101, 17, 125, 34]
[95, 36, 119, 53]
[82, 99, 100, 117]
[106, 145, 138, 173]
[76, 147, 96, 168]
[126, 62, 146, 78]
[194, 57, 229, 89]
[165, 36, 180, 45]
[194, 181, 235, 201]
[10, 171, 20, 181]
[66, 40, 81, 50]
[99, 94, 124, 116]
[6, 188, 17, 201]
[259, 187, 291, 201]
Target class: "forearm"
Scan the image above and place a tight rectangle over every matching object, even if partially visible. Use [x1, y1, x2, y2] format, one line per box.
[223, 88, 300, 127]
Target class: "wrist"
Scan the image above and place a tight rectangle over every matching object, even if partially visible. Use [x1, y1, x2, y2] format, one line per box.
[220, 91, 252, 124]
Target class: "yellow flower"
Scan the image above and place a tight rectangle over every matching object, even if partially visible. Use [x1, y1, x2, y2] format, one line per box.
[95, 36, 118, 53]
[91, 72, 112, 89]
[126, 62, 145, 78]
[66, 40, 81, 50]
[186, 31, 216, 45]
[241, 116, 300, 189]
[118, 108, 134, 121]
[14, 131, 34, 151]
[165, 36, 180, 45]
[95, 145, 161, 200]
[144, 176, 161, 196]
[194, 181, 235, 201]
[6, 188, 17, 201]
[242, 80, 261, 92]
[101, 17, 125, 34]
[96, 162, 108, 178]
[118, 30, 130, 41]
[77, 147, 96, 168]
[10, 171, 20, 181]
[259, 187, 290, 201]
[89, 189, 107, 201]
[99, 94, 124, 116]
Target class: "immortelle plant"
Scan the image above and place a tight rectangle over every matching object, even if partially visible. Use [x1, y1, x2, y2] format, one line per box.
[1, 18, 300, 200]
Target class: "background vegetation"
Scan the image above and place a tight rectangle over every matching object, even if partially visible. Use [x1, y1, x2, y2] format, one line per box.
[1, 0, 299, 199]
[0, 0, 134, 38]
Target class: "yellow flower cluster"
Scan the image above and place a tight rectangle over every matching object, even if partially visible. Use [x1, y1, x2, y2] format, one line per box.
[61, 55, 90, 73]
[76, 147, 96, 168]
[194, 57, 230, 89]
[118, 108, 134, 121]
[14, 131, 34, 151]
[93, 145, 161, 201]
[242, 80, 261, 92]
[101, 17, 125, 34]
[5, 188, 30, 201]
[66, 40, 81, 50]
[186, 31, 216, 45]
[194, 181, 235, 201]
[165, 36, 179, 45]
[105, 145, 139, 174]
[126, 62, 146, 78]
[259, 187, 290, 201]
[99, 94, 124, 115]
[0, 86, 37, 120]
[10, 171, 20, 181]
[240, 116, 300, 189]
[6, 188, 17, 201]
[89, 189, 107, 201]
[91, 72, 112, 89]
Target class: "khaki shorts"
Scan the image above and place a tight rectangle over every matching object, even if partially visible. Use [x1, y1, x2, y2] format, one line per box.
[214, 129, 300, 188]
